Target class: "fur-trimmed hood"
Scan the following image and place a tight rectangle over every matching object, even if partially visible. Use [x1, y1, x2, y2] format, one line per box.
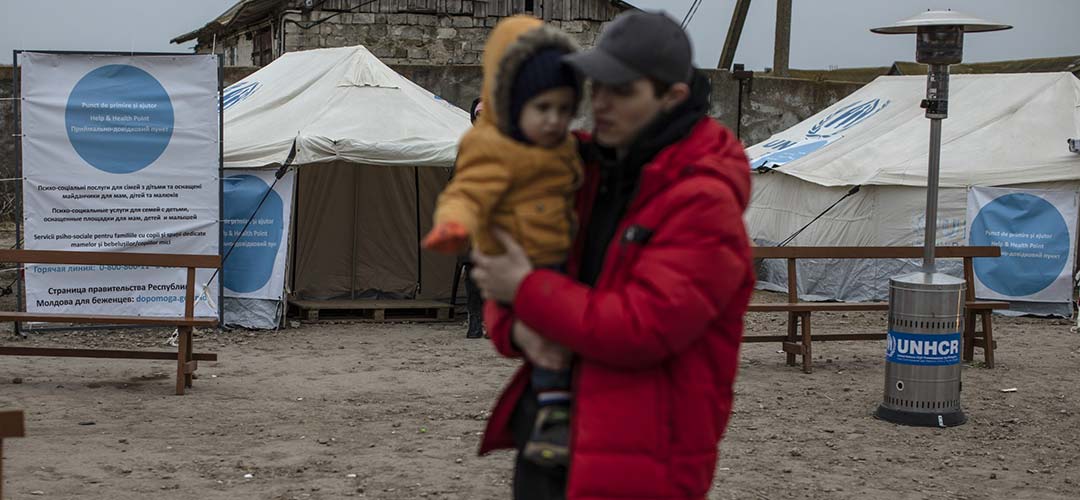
[479, 16, 580, 137]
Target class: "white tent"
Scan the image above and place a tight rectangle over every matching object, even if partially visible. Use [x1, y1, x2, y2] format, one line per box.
[221, 46, 471, 328]
[224, 46, 468, 169]
[746, 73, 1080, 316]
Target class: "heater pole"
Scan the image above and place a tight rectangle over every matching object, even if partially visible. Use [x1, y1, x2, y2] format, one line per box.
[924, 118, 942, 272]
[922, 63, 949, 273]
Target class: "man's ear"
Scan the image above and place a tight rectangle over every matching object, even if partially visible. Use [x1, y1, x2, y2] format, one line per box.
[660, 82, 691, 112]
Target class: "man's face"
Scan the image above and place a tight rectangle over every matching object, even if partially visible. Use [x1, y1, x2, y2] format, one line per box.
[589, 79, 665, 149]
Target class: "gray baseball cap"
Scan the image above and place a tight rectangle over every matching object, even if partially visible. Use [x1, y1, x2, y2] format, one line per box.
[563, 10, 693, 85]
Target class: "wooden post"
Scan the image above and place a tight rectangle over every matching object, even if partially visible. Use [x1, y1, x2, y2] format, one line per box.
[1, 410, 26, 500]
[981, 311, 995, 368]
[717, 0, 753, 70]
[184, 327, 195, 389]
[786, 258, 798, 366]
[773, 0, 791, 76]
[177, 267, 197, 395]
[176, 328, 190, 396]
[961, 257, 976, 301]
[800, 312, 812, 374]
[962, 257, 977, 362]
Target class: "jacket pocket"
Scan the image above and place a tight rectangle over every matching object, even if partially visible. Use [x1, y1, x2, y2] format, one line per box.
[512, 196, 572, 262]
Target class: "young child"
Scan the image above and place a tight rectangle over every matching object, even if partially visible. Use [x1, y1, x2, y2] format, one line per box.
[423, 16, 581, 467]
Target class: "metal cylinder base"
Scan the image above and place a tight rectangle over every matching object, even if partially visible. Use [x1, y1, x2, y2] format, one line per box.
[877, 271, 968, 427]
[875, 405, 967, 428]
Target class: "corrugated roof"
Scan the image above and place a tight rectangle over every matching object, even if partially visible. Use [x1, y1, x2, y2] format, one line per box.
[171, 0, 282, 44]
[890, 56, 1080, 77]
[784, 66, 892, 83]
[780, 56, 1080, 84]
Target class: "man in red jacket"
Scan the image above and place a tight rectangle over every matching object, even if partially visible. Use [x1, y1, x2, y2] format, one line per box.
[471, 10, 754, 500]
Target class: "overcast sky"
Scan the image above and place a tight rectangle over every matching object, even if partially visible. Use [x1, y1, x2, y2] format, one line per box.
[2, 0, 1078, 69]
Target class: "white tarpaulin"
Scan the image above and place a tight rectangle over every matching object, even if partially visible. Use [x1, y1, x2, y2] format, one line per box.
[221, 45, 469, 169]
[967, 187, 1078, 304]
[220, 46, 469, 329]
[746, 73, 1080, 316]
[20, 52, 220, 318]
[749, 73, 1080, 187]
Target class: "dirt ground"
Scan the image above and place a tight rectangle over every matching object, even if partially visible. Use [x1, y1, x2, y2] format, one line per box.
[2, 292, 1080, 499]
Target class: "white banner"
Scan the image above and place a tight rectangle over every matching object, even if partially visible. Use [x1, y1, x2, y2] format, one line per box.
[222, 170, 294, 300]
[967, 186, 1079, 303]
[20, 52, 220, 317]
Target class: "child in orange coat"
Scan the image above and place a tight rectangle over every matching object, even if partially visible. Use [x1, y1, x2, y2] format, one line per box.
[423, 16, 582, 467]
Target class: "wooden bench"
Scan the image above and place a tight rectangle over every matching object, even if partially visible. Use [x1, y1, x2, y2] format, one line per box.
[0, 250, 220, 395]
[0, 410, 25, 500]
[747, 246, 1008, 373]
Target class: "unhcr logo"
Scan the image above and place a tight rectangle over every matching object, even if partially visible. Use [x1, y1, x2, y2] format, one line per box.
[806, 98, 890, 138]
[222, 81, 261, 111]
[886, 331, 961, 366]
[750, 98, 890, 169]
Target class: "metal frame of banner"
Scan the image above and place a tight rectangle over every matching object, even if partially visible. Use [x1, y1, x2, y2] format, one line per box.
[12, 50, 23, 337]
[10, 50, 224, 335]
[217, 54, 225, 328]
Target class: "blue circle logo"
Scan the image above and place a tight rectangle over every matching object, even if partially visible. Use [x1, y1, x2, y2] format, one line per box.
[222, 80, 260, 110]
[65, 65, 174, 174]
[969, 193, 1070, 296]
[223, 175, 284, 294]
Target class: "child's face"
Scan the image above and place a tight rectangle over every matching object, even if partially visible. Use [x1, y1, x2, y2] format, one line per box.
[519, 87, 575, 148]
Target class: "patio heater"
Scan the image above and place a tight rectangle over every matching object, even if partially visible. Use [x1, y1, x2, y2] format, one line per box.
[870, 11, 1011, 427]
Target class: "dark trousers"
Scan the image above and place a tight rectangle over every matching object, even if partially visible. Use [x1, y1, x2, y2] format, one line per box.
[511, 384, 568, 499]
[463, 262, 484, 336]
[531, 366, 571, 395]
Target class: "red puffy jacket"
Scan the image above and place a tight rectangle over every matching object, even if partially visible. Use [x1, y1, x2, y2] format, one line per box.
[479, 117, 753, 500]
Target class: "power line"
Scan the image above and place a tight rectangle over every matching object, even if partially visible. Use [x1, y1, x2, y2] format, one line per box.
[687, 0, 704, 28]
[680, 0, 696, 26]
[681, 0, 703, 29]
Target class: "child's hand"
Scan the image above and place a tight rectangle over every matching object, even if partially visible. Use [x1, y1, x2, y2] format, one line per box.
[423, 222, 469, 254]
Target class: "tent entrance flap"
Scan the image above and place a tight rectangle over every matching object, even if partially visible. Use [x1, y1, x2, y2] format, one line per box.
[293, 162, 456, 302]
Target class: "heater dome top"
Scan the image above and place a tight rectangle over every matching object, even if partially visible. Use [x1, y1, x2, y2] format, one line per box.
[871, 10, 1011, 35]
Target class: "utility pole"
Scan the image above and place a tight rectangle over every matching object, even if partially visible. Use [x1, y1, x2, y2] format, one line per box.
[717, 0, 753, 70]
[773, 0, 792, 76]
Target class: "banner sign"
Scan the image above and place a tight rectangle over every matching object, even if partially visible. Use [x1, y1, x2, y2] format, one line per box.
[222, 170, 294, 300]
[967, 187, 1078, 303]
[20, 52, 220, 317]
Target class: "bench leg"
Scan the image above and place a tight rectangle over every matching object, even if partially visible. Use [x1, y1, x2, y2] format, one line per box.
[786, 312, 798, 366]
[801, 312, 812, 374]
[184, 327, 194, 389]
[981, 311, 994, 369]
[963, 310, 976, 363]
[176, 327, 190, 396]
